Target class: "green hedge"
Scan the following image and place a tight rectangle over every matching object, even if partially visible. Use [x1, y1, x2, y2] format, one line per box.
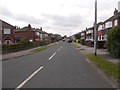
[80, 39, 85, 45]
[2, 41, 48, 54]
[107, 26, 120, 58]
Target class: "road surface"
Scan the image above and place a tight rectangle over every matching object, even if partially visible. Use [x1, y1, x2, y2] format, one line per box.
[2, 41, 117, 89]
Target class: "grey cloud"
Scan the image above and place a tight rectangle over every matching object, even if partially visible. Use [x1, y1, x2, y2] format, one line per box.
[14, 14, 45, 25]
[42, 14, 83, 28]
[0, 7, 13, 17]
[0, 7, 46, 25]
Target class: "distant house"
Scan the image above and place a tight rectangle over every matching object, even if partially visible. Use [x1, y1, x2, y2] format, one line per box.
[81, 31, 86, 40]
[85, 27, 94, 47]
[1, 19, 15, 44]
[15, 24, 40, 42]
[80, 30, 86, 45]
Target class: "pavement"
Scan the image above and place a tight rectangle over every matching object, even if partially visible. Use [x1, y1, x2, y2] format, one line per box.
[2, 42, 58, 61]
[2, 41, 117, 88]
[74, 42, 119, 65]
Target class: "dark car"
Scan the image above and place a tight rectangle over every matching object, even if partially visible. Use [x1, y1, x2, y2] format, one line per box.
[63, 39, 65, 41]
[67, 39, 72, 43]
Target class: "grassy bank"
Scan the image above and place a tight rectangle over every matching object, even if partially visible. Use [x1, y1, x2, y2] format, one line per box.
[31, 43, 56, 53]
[80, 48, 85, 51]
[31, 47, 47, 52]
[72, 43, 80, 48]
[85, 53, 120, 83]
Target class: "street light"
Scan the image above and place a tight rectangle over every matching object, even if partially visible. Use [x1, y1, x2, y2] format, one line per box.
[94, 0, 97, 56]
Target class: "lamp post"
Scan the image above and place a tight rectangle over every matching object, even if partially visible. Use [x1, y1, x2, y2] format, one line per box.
[94, 0, 97, 56]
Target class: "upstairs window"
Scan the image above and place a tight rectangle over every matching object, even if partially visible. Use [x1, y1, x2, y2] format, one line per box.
[105, 21, 112, 28]
[4, 28, 11, 34]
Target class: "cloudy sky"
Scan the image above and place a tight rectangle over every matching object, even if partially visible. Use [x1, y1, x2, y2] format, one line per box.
[0, 0, 120, 36]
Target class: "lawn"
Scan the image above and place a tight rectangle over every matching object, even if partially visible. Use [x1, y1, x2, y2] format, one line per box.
[72, 43, 80, 48]
[31, 47, 47, 52]
[31, 43, 56, 53]
[79, 48, 85, 50]
[85, 53, 120, 83]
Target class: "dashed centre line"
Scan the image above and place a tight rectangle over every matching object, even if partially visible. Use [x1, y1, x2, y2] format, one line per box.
[15, 46, 63, 89]
[48, 52, 56, 60]
[57, 48, 61, 51]
[15, 66, 43, 90]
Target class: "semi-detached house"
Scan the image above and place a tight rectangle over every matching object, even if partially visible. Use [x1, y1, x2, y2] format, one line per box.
[97, 9, 120, 48]
[1, 19, 15, 44]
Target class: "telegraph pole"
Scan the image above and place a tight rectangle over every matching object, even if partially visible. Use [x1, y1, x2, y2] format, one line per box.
[94, 0, 97, 56]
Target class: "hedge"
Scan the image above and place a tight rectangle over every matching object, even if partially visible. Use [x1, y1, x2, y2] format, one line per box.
[2, 41, 48, 54]
[107, 26, 120, 58]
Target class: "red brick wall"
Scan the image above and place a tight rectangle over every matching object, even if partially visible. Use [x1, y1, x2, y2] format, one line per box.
[15, 31, 39, 42]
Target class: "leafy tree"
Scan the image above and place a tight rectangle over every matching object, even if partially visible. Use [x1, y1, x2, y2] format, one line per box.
[75, 33, 81, 39]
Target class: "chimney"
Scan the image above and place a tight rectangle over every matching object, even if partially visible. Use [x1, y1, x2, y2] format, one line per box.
[28, 24, 31, 29]
[114, 8, 118, 15]
[40, 27, 42, 31]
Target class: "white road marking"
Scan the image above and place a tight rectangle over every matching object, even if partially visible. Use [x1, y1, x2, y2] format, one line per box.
[15, 66, 43, 90]
[57, 48, 61, 52]
[48, 52, 56, 60]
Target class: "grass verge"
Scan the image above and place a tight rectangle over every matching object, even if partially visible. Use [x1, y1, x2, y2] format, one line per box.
[31, 47, 47, 52]
[85, 53, 120, 83]
[31, 43, 56, 53]
[80, 48, 85, 50]
[72, 43, 80, 48]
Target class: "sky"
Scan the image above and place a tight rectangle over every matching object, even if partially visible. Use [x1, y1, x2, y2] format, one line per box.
[0, 0, 120, 36]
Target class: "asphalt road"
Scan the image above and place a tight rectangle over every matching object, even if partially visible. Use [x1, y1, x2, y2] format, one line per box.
[2, 41, 117, 89]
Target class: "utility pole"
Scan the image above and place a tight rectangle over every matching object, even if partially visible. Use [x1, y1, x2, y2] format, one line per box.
[94, 0, 97, 56]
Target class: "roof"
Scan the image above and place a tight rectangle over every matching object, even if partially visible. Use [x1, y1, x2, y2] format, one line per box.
[0, 19, 15, 28]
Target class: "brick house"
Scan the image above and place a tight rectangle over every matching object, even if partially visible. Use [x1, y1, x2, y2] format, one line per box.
[97, 9, 120, 48]
[1, 19, 15, 44]
[81, 30, 86, 45]
[15, 24, 40, 42]
[85, 27, 94, 47]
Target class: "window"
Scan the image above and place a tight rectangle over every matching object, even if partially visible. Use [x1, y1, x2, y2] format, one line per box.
[98, 25, 102, 31]
[105, 21, 112, 28]
[114, 20, 117, 26]
[4, 28, 11, 34]
[36, 32, 40, 36]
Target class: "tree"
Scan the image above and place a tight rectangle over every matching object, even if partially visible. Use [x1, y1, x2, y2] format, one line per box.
[107, 26, 120, 58]
[75, 33, 81, 39]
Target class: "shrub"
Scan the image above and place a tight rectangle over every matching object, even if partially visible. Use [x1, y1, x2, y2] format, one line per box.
[80, 39, 85, 45]
[107, 26, 120, 58]
[38, 41, 47, 46]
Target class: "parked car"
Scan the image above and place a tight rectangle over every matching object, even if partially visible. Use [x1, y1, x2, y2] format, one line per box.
[63, 39, 65, 41]
[67, 39, 72, 43]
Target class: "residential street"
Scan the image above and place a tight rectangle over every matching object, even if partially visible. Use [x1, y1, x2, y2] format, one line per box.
[2, 42, 117, 89]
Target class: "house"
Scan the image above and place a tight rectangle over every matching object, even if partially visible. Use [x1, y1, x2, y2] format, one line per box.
[97, 22, 106, 48]
[80, 30, 86, 45]
[85, 27, 94, 47]
[1, 19, 15, 44]
[97, 9, 120, 48]
[15, 24, 40, 42]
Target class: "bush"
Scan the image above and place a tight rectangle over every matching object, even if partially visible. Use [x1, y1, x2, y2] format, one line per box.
[80, 39, 85, 45]
[38, 41, 47, 46]
[107, 26, 120, 58]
